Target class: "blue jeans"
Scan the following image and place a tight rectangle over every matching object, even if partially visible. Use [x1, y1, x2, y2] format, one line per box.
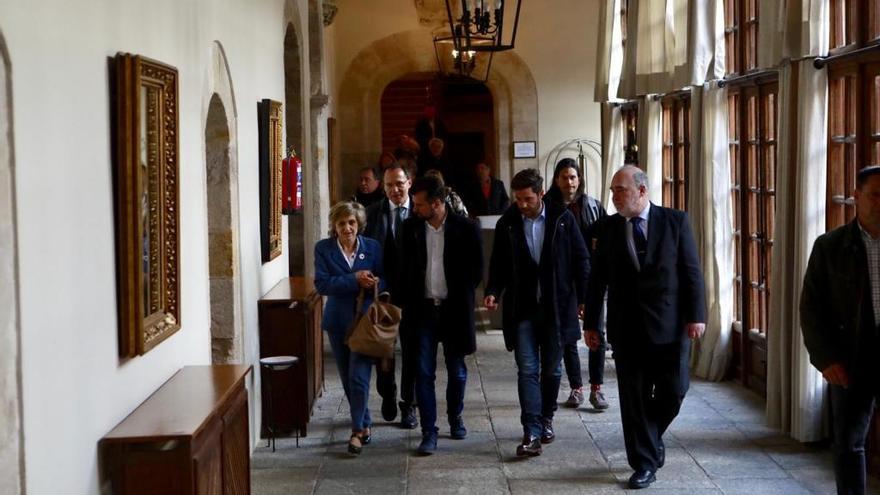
[327, 330, 374, 431]
[514, 317, 563, 438]
[414, 308, 467, 435]
[829, 383, 878, 495]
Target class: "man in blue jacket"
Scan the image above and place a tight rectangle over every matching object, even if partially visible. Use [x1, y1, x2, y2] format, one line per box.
[484, 168, 590, 457]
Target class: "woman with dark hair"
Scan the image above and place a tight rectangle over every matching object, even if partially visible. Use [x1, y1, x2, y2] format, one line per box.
[314, 201, 386, 455]
[544, 158, 609, 411]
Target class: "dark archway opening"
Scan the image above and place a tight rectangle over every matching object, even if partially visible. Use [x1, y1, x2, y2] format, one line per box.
[380, 73, 495, 211]
[284, 23, 305, 276]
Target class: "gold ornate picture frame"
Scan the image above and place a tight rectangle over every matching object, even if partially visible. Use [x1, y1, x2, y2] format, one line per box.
[258, 99, 283, 262]
[112, 53, 181, 357]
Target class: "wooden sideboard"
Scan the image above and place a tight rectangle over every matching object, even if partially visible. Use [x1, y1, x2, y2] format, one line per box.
[258, 277, 323, 438]
[100, 365, 252, 495]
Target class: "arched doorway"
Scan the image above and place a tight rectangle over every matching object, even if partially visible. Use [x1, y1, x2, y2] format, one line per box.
[284, 23, 306, 277]
[0, 28, 24, 495]
[205, 92, 243, 364]
[380, 73, 496, 202]
[337, 29, 538, 200]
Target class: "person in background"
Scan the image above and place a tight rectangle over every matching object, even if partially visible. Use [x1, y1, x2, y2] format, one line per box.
[544, 158, 609, 411]
[484, 168, 589, 457]
[378, 151, 397, 171]
[415, 105, 447, 167]
[352, 165, 384, 208]
[424, 169, 468, 217]
[800, 165, 880, 495]
[314, 201, 385, 456]
[400, 175, 483, 455]
[584, 166, 705, 489]
[425, 138, 452, 185]
[363, 163, 419, 430]
[467, 162, 509, 216]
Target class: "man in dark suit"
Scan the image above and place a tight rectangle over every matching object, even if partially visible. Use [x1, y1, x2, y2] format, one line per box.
[801, 165, 880, 495]
[584, 165, 706, 489]
[400, 175, 483, 455]
[484, 168, 590, 457]
[363, 163, 417, 429]
[467, 162, 510, 217]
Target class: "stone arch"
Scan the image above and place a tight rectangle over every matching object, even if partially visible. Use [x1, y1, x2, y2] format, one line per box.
[202, 42, 244, 364]
[283, 20, 307, 277]
[338, 29, 538, 196]
[0, 28, 24, 495]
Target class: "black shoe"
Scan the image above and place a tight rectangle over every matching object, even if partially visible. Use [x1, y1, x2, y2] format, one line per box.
[540, 419, 555, 444]
[628, 469, 656, 489]
[658, 443, 665, 468]
[361, 427, 372, 445]
[399, 402, 418, 429]
[417, 431, 438, 455]
[515, 435, 542, 457]
[449, 416, 467, 439]
[381, 388, 398, 422]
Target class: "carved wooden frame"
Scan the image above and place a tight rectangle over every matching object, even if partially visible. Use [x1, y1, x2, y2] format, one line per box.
[258, 99, 283, 262]
[113, 53, 181, 357]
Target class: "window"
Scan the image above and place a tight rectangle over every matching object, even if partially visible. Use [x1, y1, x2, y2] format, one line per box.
[724, 0, 774, 393]
[661, 94, 690, 210]
[825, 5, 880, 231]
[621, 102, 639, 165]
[724, 0, 760, 76]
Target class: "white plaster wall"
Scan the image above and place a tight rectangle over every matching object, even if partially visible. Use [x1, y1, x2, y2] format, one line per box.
[0, 0, 309, 492]
[329, 0, 604, 198]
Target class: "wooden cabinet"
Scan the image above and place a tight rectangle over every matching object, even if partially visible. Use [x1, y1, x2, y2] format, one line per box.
[258, 277, 323, 438]
[100, 365, 252, 495]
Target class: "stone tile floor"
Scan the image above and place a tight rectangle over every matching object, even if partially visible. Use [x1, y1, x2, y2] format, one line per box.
[252, 332, 879, 494]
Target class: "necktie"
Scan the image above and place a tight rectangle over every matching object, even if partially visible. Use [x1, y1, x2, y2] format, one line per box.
[393, 206, 404, 239]
[631, 217, 647, 268]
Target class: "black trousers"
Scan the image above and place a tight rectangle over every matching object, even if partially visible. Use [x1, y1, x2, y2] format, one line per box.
[614, 340, 690, 471]
[829, 383, 878, 495]
[375, 323, 418, 406]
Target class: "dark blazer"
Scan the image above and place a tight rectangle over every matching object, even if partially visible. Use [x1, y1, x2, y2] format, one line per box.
[364, 197, 410, 302]
[486, 202, 590, 351]
[801, 220, 875, 381]
[468, 178, 510, 217]
[584, 204, 706, 348]
[314, 235, 385, 337]
[399, 212, 483, 356]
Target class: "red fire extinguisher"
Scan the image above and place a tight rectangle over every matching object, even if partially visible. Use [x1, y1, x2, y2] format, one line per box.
[282, 146, 303, 214]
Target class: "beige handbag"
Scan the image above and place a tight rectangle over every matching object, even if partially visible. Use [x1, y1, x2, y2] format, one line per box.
[345, 282, 401, 359]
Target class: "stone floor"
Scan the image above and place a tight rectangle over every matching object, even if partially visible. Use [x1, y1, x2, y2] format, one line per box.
[252, 332, 879, 494]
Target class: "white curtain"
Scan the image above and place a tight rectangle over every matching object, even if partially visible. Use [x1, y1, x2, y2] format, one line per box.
[758, 0, 830, 68]
[688, 82, 734, 380]
[601, 102, 625, 213]
[638, 97, 664, 200]
[594, 0, 624, 102]
[618, 0, 725, 98]
[766, 60, 829, 442]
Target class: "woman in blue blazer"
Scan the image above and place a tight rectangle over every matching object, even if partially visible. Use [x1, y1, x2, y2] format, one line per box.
[314, 201, 385, 455]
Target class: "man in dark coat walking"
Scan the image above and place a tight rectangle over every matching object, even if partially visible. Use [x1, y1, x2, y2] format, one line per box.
[484, 168, 590, 457]
[400, 175, 483, 455]
[584, 165, 705, 489]
[801, 165, 880, 495]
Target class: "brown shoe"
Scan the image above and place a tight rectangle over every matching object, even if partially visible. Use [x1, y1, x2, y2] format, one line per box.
[516, 435, 542, 457]
[563, 387, 584, 408]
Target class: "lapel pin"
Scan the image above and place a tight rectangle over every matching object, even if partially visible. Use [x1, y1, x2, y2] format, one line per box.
[358, 253, 365, 260]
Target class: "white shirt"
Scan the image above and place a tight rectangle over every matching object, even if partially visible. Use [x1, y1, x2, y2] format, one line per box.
[424, 214, 449, 299]
[624, 202, 651, 270]
[337, 237, 359, 270]
[389, 197, 411, 238]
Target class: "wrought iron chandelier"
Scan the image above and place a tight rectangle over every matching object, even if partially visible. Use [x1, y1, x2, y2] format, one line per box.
[434, 0, 522, 82]
[445, 0, 522, 53]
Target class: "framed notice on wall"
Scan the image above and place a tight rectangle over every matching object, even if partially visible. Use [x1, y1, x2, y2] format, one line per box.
[512, 141, 536, 159]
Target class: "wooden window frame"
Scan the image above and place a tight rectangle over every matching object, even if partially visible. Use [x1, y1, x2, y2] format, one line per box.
[621, 101, 639, 165]
[661, 94, 691, 210]
[724, 0, 760, 76]
[725, 75, 778, 393]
